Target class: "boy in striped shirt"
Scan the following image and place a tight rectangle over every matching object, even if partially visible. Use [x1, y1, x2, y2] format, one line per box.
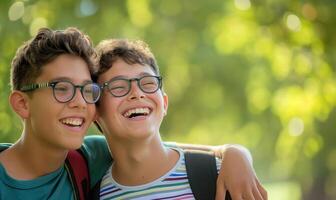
[93, 39, 267, 200]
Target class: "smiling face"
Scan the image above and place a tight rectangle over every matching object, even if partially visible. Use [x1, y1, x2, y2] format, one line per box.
[26, 54, 96, 150]
[96, 59, 168, 142]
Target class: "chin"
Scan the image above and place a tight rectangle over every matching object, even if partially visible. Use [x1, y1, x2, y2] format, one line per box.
[64, 138, 84, 150]
[133, 130, 155, 139]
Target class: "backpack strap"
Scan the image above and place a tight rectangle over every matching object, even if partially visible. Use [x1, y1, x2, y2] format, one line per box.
[184, 150, 232, 200]
[0, 146, 9, 152]
[90, 177, 102, 200]
[65, 149, 90, 200]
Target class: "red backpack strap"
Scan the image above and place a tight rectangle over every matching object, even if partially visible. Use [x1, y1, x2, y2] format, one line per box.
[65, 149, 90, 200]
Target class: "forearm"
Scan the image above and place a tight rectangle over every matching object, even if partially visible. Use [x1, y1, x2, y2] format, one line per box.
[172, 142, 253, 165]
[170, 142, 267, 199]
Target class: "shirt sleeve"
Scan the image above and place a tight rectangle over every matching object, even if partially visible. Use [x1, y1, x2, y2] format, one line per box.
[216, 157, 222, 174]
[80, 135, 113, 188]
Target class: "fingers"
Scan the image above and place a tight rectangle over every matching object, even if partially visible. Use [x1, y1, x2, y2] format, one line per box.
[256, 179, 268, 200]
[245, 191, 256, 200]
[230, 192, 253, 200]
[215, 176, 226, 200]
[240, 180, 267, 200]
[260, 187, 268, 200]
[228, 182, 265, 200]
[252, 185, 263, 200]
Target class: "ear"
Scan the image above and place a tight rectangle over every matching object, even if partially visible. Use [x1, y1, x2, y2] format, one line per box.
[9, 91, 30, 119]
[163, 92, 168, 116]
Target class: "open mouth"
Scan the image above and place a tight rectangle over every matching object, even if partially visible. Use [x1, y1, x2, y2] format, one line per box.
[123, 107, 151, 119]
[60, 118, 85, 127]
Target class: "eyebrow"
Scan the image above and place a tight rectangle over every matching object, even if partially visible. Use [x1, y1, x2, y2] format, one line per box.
[107, 72, 154, 82]
[50, 77, 93, 84]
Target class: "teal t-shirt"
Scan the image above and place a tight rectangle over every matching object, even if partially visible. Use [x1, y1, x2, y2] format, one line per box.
[0, 135, 112, 200]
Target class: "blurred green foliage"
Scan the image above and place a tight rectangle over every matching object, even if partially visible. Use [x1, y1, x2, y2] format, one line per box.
[1, 0, 335, 199]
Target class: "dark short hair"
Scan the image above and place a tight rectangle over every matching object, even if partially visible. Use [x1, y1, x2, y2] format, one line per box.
[94, 39, 160, 81]
[10, 27, 96, 90]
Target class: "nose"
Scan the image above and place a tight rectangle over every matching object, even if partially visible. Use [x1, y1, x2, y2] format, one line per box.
[68, 88, 87, 109]
[128, 81, 145, 100]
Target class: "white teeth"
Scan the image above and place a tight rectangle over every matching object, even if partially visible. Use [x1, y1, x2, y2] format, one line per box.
[124, 107, 150, 118]
[61, 118, 83, 126]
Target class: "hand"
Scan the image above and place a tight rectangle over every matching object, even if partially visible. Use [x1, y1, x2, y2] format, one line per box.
[214, 145, 267, 200]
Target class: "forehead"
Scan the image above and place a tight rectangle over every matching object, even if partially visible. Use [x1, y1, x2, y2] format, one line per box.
[36, 54, 92, 83]
[98, 59, 155, 83]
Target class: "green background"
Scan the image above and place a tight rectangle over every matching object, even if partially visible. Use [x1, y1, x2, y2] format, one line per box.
[1, 0, 336, 199]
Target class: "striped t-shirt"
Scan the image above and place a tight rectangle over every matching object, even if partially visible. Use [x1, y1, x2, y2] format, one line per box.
[99, 148, 221, 200]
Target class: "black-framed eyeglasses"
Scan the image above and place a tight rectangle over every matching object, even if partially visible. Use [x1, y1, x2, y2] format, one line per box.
[101, 75, 162, 97]
[20, 81, 101, 104]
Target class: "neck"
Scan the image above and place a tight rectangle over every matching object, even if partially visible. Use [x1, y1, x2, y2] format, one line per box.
[0, 131, 67, 180]
[107, 135, 179, 186]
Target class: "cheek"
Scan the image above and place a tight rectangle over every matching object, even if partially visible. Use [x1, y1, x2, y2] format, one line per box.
[87, 105, 96, 119]
[97, 100, 121, 133]
[153, 96, 165, 109]
[30, 103, 60, 130]
[32, 99, 60, 116]
[98, 97, 119, 117]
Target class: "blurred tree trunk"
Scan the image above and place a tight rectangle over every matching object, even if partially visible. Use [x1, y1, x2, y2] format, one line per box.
[303, 177, 327, 200]
[303, 109, 336, 200]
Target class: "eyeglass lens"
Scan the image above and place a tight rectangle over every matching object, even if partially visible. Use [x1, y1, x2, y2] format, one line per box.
[107, 76, 160, 97]
[53, 82, 100, 103]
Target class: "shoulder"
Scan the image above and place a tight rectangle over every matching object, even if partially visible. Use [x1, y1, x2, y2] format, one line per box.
[80, 135, 107, 155]
[0, 144, 12, 163]
[80, 135, 111, 162]
[82, 135, 107, 146]
[80, 135, 112, 188]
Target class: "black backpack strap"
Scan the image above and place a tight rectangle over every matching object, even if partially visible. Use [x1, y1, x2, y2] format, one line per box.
[65, 149, 90, 200]
[0, 144, 11, 152]
[0, 146, 9, 152]
[184, 150, 232, 200]
[90, 177, 102, 200]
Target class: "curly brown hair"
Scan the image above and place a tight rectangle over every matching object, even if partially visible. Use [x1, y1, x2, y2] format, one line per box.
[10, 27, 96, 91]
[94, 39, 160, 81]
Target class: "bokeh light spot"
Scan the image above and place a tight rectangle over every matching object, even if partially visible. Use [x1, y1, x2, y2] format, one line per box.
[286, 14, 301, 32]
[79, 0, 98, 17]
[127, 0, 152, 27]
[302, 3, 317, 21]
[234, 0, 251, 10]
[29, 17, 48, 36]
[8, 1, 25, 21]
